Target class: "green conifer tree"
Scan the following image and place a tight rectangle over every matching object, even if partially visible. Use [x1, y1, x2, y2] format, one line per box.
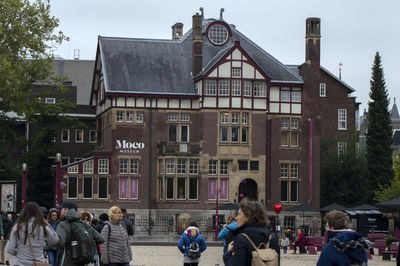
[366, 52, 393, 202]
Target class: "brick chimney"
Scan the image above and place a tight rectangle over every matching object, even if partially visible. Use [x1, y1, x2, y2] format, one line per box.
[305, 18, 321, 69]
[192, 12, 203, 77]
[172, 22, 184, 40]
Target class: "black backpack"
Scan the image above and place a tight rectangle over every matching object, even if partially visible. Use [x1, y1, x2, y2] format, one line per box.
[70, 220, 96, 265]
[187, 234, 201, 259]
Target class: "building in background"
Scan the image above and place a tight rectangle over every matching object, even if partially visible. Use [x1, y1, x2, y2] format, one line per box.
[60, 11, 358, 235]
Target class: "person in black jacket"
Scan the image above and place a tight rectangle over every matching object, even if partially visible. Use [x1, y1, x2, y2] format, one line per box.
[223, 198, 280, 266]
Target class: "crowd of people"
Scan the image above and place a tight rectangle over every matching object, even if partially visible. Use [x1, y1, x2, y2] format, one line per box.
[0, 198, 392, 266]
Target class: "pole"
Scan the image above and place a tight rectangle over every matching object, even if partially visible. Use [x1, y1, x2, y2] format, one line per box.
[56, 153, 61, 210]
[22, 163, 27, 209]
[215, 188, 220, 241]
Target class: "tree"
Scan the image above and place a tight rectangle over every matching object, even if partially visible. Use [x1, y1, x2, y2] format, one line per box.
[320, 137, 368, 207]
[375, 151, 400, 202]
[365, 52, 394, 201]
[0, 0, 69, 208]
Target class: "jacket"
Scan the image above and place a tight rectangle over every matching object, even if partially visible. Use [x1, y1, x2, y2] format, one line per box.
[217, 221, 239, 253]
[223, 223, 280, 266]
[295, 231, 306, 247]
[121, 216, 134, 235]
[177, 226, 207, 263]
[100, 220, 132, 264]
[317, 230, 368, 266]
[56, 209, 104, 266]
[5, 217, 58, 266]
[0, 215, 3, 237]
[2, 217, 13, 240]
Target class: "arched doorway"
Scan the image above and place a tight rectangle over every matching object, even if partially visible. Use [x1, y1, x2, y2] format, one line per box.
[238, 178, 258, 201]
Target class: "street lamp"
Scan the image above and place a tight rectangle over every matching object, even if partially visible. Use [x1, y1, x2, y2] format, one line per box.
[56, 153, 61, 210]
[215, 188, 221, 241]
[22, 163, 27, 209]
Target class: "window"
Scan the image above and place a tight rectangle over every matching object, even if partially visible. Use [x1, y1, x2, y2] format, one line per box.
[168, 124, 177, 142]
[241, 127, 248, 143]
[231, 113, 240, 124]
[68, 177, 77, 198]
[220, 127, 229, 142]
[177, 178, 186, 199]
[221, 113, 229, 124]
[232, 80, 241, 96]
[126, 112, 134, 122]
[68, 164, 78, 174]
[242, 113, 249, 124]
[83, 177, 93, 199]
[116, 111, 124, 122]
[177, 159, 186, 174]
[220, 178, 228, 200]
[119, 177, 128, 199]
[98, 177, 108, 199]
[280, 162, 299, 202]
[130, 159, 139, 174]
[189, 178, 198, 200]
[130, 177, 138, 199]
[244, 81, 252, 96]
[238, 160, 248, 170]
[209, 160, 217, 175]
[75, 129, 83, 143]
[159, 159, 164, 174]
[136, 112, 144, 123]
[319, 83, 326, 97]
[218, 80, 230, 95]
[292, 90, 301, 102]
[208, 178, 218, 200]
[166, 178, 174, 200]
[159, 178, 163, 200]
[232, 68, 241, 78]
[45, 98, 56, 104]
[180, 113, 190, 121]
[189, 159, 199, 175]
[281, 117, 299, 148]
[281, 90, 290, 102]
[338, 142, 347, 156]
[205, 80, 217, 95]
[220, 160, 228, 175]
[168, 113, 178, 121]
[208, 24, 229, 45]
[119, 159, 128, 174]
[231, 127, 239, 142]
[166, 159, 175, 174]
[89, 130, 97, 143]
[254, 82, 266, 97]
[180, 125, 189, 142]
[338, 109, 347, 130]
[83, 160, 93, 174]
[98, 159, 109, 174]
[284, 216, 296, 231]
[61, 129, 70, 142]
[250, 161, 259, 171]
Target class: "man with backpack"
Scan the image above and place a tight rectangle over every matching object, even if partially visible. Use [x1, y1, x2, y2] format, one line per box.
[120, 208, 134, 236]
[177, 221, 206, 266]
[56, 200, 105, 266]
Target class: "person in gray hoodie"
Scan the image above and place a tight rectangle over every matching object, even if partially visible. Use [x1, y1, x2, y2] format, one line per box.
[5, 202, 58, 265]
[100, 206, 132, 266]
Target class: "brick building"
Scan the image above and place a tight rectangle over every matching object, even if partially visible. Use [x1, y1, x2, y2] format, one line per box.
[61, 12, 358, 233]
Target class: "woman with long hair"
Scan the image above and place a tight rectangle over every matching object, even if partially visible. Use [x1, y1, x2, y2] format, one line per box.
[5, 202, 58, 265]
[223, 198, 280, 265]
[45, 208, 60, 266]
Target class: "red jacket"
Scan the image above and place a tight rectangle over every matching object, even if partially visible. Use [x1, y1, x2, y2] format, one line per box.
[295, 231, 306, 247]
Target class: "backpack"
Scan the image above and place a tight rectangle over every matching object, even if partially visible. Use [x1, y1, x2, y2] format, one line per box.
[225, 227, 234, 247]
[187, 234, 201, 259]
[70, 220, 96, 265]
[241, 233, 278, 266]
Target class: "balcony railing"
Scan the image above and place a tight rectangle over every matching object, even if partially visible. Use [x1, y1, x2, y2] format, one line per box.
[157, 142, 200, 155]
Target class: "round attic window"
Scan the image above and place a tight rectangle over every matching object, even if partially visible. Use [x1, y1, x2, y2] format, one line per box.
[208, 24, 229, 45]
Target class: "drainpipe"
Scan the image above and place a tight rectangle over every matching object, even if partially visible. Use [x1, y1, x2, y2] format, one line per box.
[148, 98, 153, 235]
[267, 117, 272, 203]
[308, 119, 313, 203]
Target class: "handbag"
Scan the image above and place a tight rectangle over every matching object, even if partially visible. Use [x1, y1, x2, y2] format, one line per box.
[27, 235, 51, 266]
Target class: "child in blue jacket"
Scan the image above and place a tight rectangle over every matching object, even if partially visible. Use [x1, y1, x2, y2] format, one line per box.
[177, 221, 207, 266]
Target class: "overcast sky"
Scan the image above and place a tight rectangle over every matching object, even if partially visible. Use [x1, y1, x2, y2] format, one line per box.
[50, 0, 399, 114]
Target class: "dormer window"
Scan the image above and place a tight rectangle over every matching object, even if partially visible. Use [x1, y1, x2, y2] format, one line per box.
[208, 23, 229, 45]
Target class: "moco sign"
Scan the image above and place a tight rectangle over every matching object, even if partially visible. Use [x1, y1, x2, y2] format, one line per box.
[115, 140, 145, 154]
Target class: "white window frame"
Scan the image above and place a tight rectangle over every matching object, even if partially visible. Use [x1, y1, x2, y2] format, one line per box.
[166, 177, 174, 200]
[205, 80, 217, 95]
[83, 160, 93, 174]
[220, 113, 229, 124]
[254, 82, 266, 97]
[130, 159, 139, 174]
[98, 159, 109, 174]
[243, 81, 252, 96]
[232, 68, 241, 78]
[220, 160, 229, 175]
[242, 113, 249, 124]
[189, 159, 199, 175]
[166, 159, 175, 174]
[218, 80, 230, 95]
[319, 83, 326, 97]
[180, 125, 189, 142]
[98, 177, 108, 199]
[338, 141, 347, 156]
[116, 111, 124, 122]
[75, 129, 84, 143]
[119, 159, 128, 174]
[338, 109, 347, 130]
[89, 130, 97, 143]
[45, 98, 56, 104]
[231, 113, 240, 124]
[232, 80, 241, 96]
[176, 177, 186, 200]
[82, 176, 93, 199]
[68, 164, 78, 174]
[61, 129, 70, 143]
[292, 90, 301, 102]
[180, 113, 190, 121]
[168, 113, 178, 121]
[177, 159, 187, 175]
[136, 112, 144, 123]
[209, 160, 218, 175]
[280, 90, 290, 102]
[126, 111, 134, 122]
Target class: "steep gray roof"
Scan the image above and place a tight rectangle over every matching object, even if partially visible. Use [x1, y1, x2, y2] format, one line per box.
[98, 18, 303, 95]
[391, 101, 400, 120]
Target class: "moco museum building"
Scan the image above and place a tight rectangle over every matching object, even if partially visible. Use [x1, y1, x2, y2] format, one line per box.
[61, 11, 357, 231]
